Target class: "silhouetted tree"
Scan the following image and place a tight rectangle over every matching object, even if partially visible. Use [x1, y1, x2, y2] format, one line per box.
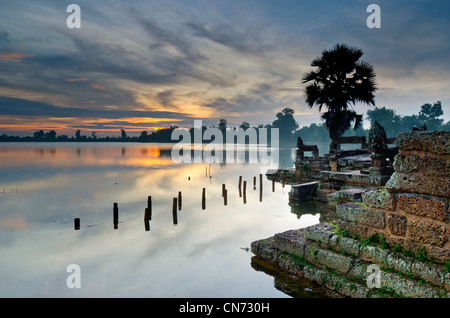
[272, 107, 298, 143]
[302, 43, 377, 141]
[418, 101, 444, 130]
[138, 130, 148, 141]
[218, 119, 227, 132]
[34, 130, 45, 140]
[45, 130, 56, 140]
[121, 129, 127, 140]
[239, 121, 250, 130]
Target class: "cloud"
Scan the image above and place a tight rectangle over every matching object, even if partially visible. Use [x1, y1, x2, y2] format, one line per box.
[0, 52, 35, 62]
[184, 20, 270, 55]
[65, 78, 89, 82]
[89, 83, 106, 90]
[0, 96, 190, 120]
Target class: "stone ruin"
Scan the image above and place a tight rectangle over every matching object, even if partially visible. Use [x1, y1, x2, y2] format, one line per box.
[289, 121, 400, 205]
[253, 130, 449, 298]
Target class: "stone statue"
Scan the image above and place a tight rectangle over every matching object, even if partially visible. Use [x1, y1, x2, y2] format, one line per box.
[296, 136, 319, 160]
[368, 120, 387, 154]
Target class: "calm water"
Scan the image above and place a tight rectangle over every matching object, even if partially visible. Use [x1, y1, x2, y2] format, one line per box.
[0, 142, 326, 298]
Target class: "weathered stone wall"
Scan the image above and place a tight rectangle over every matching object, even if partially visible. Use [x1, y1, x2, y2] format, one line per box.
[337, 131, 449, 263]
[252, 131, 449, 298]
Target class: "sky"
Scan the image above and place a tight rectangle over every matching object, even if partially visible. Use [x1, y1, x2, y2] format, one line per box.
[0, 0, 449, 137]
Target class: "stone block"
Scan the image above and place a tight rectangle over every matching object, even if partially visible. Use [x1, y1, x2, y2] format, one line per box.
[337, 203, 386, 229]
[302, 224, 334, 245]
[329, 235, 361, 257]
[360, 245, 390, 264]
[362, 189, 396, 210]
[385, 172, 450, 197]
[388, 213, 407, 236]
[316, 248, 354, 274]
[393, 154, 419, 174]
[250, 237, 277, 260]
[394, 154, 450, 177]
[428, 245, 450, 263]
[397, 194, 448, 222]
[380, 271, 440, 298]
[385, 252, 412, 273]
[274, 229, 307, 257]
[395, 131, 450, 155]
[337, 219, 368, 239]
[411, 261, 446, 287]
[408, 220, 448, 247]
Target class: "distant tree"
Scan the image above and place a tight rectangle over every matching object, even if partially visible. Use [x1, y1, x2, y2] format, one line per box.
[239, 121, 250, 130]
[75, 130, 81, 140]
[45, 130, 57, 140]
[91, 131, 97, 139]
[272, 107, 298, 143]
[418, 101, 444, 130]
[367, 107, 402, 137]
[218, 119, 227, 131]
[138, 130, 148, 141]
[121, 129, 127, 140]
[302, 43, 377, 141]
[33, 130, 45, 140]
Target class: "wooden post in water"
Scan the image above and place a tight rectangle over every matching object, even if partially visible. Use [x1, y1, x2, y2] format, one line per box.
[253, 176, 256, 190]
[243, 180, 247, 204]
[113, 202, 119, 229]
[147, 196, 152, 220]
[74, 218, 80, 230]
[144, 208, 150, 231]
[172, 197, 178, 224]
[238, 176, 242, 197]
[259, 174, 263, 190]
[272, 176, 275, 192]
[222, 184, 226, 197]
[178, 191, 182, 210]
[202, 188, 206, 210]
[224, 189, 227, 206]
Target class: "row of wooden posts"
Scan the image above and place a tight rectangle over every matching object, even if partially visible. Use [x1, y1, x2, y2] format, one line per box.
[74, 173, 282, 231]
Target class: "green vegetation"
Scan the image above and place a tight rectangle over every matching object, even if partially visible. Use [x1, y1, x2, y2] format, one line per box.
[294, 101, 449, 145]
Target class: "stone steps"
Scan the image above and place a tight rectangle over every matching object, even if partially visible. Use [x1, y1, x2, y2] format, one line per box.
[251, 223, 450, 298]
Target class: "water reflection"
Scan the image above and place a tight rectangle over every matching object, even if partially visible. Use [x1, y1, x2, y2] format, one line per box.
[251, 257, 329, 298]
[0, 143, 324, 297]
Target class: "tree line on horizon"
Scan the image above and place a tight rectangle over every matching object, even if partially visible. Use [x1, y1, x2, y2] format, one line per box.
[0, 107, 297, 144]
[0, 102, 448, 145]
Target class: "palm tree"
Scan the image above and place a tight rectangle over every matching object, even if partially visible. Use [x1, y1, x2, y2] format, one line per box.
[302, 43, 377, 141]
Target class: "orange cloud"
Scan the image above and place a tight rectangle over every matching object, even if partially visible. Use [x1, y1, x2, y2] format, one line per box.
[0, 52, 35, 62]
[64, 77, 89, 82]
[90, 83, 106, 90]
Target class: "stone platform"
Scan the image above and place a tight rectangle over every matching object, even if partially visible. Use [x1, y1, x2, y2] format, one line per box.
[256, 131, 450, 298]
[251, 223, 450, 298]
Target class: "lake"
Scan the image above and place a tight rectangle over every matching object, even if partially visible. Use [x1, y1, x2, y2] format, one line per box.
[0, 142, 329, 298]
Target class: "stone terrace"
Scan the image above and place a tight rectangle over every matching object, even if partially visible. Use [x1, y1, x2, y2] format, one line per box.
[252, 131, 450, 298]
